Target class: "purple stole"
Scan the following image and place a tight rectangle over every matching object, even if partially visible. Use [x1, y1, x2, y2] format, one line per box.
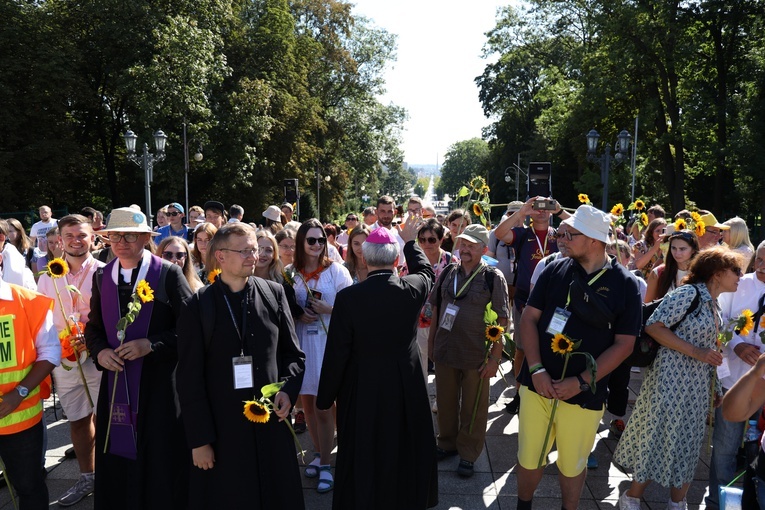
[101, 255, 162, 460]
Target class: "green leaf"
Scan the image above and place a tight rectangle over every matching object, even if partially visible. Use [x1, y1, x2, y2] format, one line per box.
[65, 285, 82, 296]
[483, 302, 498, 324]
[116, 318, 128, 331]
[572, 339, 582, 350]
[260, 381, 285, 398]
[457, 186, 470, 197]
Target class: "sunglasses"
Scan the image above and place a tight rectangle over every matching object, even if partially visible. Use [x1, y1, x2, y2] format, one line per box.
[162, 251, 187, 261]
[554, 231, 585, 241]
[166, 211, 182, 217]
[706, 228, 722, 236]
[732, 267, 743, 277]
[669, 231, 696, 242]
[346, 217, 358, 221]
[418, 236, 439, 245]
[108, 233, 141, 243]
[306, 237, 327, 246]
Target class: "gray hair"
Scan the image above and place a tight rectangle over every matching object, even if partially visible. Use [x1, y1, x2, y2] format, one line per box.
[362, 241, 399, 267]
[757, 240, 765, 253]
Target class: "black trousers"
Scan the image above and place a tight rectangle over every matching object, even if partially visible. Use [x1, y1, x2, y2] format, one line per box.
[0, 420, 48, 510]
[606, 362, 631, 417]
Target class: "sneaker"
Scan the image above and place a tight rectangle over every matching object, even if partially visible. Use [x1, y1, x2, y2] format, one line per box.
[667, 498, 687, 510]
[618, 492, 641, 510]
[610, 419, 625, 438]
[505, 393, 520, 415]
[294, 410, 306, 434]
[431, 400, 438, 413]
[435, 447, 458, 461]
[630, 366, 640, 373]
[456, 459, 474, 477]
[58, 475, 94, 507]
[587, 452, 598, 469]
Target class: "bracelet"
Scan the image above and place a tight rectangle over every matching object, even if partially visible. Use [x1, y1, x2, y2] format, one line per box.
[554, 209, 564, 217]
[531, 368, 547, 376]
[490, 356, 502, 364]
[528, 363, 543, 373]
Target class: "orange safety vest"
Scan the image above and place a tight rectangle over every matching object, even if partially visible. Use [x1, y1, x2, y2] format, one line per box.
[0, 284, 54, 435]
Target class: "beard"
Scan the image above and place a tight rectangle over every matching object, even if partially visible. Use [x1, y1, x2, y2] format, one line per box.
[64, 248, 89, 258]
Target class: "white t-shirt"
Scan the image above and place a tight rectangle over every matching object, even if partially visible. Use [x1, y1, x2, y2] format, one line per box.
[30, 219, 58, 250]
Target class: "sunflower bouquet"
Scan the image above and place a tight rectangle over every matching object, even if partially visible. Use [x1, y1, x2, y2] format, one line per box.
[243, 381, 305, 463]
[673, 211, 706, 238]
[537, 333, 597, 469]
[467, 303, 515, 434]
[38, 258, 94, 407]
[104, 280, 154, 453]
[456, 176, 491, 227]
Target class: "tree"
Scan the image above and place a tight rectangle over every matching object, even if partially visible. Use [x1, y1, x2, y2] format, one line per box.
[438, 139, 491, 198]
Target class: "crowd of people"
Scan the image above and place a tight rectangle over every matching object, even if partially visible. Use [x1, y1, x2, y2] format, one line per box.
[0, 193, 764, 510]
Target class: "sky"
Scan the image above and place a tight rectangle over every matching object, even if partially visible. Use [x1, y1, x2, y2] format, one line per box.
[350, 0, 511, 167]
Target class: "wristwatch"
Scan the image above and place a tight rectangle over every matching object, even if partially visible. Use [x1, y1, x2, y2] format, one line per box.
[16, 385, 29, 398]
[576, 374, 590, 393]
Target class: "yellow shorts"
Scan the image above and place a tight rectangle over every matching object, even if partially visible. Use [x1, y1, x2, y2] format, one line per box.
[517, 385, 604, 477]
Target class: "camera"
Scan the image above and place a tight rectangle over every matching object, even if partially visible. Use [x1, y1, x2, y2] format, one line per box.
[532, 199, 557, 211]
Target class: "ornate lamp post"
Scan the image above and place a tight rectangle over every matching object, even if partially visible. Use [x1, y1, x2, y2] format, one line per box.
[123, 129, 167, 227]
[586, 129, 632, 211]
[182, 120, 203, 216]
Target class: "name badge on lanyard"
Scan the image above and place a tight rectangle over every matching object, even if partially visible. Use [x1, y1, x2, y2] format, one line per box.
[232, 356, 254, 389]
[546, 307, 571, 336]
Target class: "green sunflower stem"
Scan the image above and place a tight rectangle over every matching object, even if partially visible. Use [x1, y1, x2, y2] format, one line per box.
[0, 456, 18, 510]
[537, 353, 570, 469]
[706, 368, 716, 457]
[469, 349, 491, 435]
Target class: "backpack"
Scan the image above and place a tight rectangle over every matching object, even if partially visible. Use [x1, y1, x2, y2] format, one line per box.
[435, 263, 496, 311]
[625, 284, 700, 368]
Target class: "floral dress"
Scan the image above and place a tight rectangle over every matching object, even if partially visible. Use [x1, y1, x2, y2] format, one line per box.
[614, 283, 721, 488]
[630, 239, 663, 279]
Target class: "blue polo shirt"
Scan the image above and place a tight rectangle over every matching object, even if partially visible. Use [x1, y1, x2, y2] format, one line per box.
[155, 224, 190, 243]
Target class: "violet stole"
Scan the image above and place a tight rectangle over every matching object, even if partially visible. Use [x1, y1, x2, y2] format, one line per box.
[100, 255, 162, 459]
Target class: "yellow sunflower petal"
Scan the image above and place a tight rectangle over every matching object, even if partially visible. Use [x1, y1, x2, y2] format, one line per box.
[485, 325, 504, 342]
[695, 221, 706, 237]
[243, 400, 270, 423]
[551, 333, 574, 355]
[208, 268, 222, 284]
[610, 204, 624, 216]
[635, 199, 645, 211]
[135, 280, 154, 303]
[674, 218, 687, 231]
[578, 194, 589, 204]
[640, 213, 649, 227]
[691, 211, 702, 222]
[47, 258, 69, 278]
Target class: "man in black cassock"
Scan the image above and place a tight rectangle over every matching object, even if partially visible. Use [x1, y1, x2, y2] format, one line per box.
[317, 215, 438, 509]
[176, 222, 306, 509]
[86, 208, 192, 509]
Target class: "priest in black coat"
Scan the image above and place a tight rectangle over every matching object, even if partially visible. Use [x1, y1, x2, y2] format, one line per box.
[176, 222, 306, 510]
[317, 216, 438, 509]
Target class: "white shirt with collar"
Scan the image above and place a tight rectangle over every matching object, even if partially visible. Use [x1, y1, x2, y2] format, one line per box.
[718, 272, 765, 389]
[0, 278, 61, 365]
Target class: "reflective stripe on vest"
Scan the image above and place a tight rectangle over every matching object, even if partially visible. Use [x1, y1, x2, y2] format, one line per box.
[0, 364, 43, 433]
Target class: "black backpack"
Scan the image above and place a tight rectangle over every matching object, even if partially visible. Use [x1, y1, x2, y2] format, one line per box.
[626, 284, 700, 367]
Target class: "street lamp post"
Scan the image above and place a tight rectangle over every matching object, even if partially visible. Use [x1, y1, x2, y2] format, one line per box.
[504, 164, 529, 201]
[586, 129, 632, 211]
[316, 167, 330, 220]
[182, 120, 204, 216]
[124, 129, 167, 228]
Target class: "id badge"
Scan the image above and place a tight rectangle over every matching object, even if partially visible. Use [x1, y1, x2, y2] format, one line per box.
[306, 323, 320, 335]
[716, 357, 731, 379]
[546, 307, 571, 336]
[440, 303, 460, 331]
[232, 356, 254, 390]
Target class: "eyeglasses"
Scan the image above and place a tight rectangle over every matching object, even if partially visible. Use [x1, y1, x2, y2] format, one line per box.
[731, 267, 743, 276]
[166, 211, 182, 217]
[306, 237, 326, 246]
[279, 244, 296, 251]
[162, 251, 187, 261]
[108, 233, 141, 243]
[554, 231, 585, 241]
[418, 236, 439, 245]
[346, 217, 358, 222]
[220, 248, 258, 258]
[258, 246, 274, 255]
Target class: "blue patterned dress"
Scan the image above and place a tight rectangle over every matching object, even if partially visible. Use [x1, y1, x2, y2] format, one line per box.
[614, 283, 721, 487]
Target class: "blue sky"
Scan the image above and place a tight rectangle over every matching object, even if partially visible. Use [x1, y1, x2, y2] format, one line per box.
[350, 0, 511, 166]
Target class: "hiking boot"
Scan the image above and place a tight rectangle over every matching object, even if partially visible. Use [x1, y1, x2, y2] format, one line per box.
[58, 475, 94, 507]
[294, 410, 306, 434]
[456, 459, 474, 477]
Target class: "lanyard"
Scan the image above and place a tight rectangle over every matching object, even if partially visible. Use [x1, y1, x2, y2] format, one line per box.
[223, 292, 248, 356]
[533, 229, 549, 258]
[565, 266, 608, 309]
[453, 263, 484, 301]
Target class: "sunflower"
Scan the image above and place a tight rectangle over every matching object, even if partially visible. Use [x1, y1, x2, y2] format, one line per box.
[470, 177, 486, 193]
[736, 309, 755, 337]
[208, 268, 222, 284]
[472, 202, 484, 217]
[485, 325, 504, 342]
[135, 280, 154, 303]
[610, 203, 624, 216]
[640, 213, 649, 226]
[674, 218, 687, 231]
[551, 333, 574, 355]
[480, 184, 491, 195]
[695, 220, 706, 237]
[691, 211, 702, 223]
[47, 258, 69, 278]
[578, 193, 589, 204]
[243, 400, 270, 423]
[634, 199, 645, 211]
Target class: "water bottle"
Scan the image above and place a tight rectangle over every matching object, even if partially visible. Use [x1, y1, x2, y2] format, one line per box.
[744, 419, 760, 465]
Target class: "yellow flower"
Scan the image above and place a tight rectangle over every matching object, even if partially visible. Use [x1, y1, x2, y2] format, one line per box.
[634, 199, 645, 211]
[760, 316, 765, 332]
[551, 333, 574, 355]
[578, 194, 589, 204]
[470, 177, 486, 192]
[480, 184, 490, 194]
[208, 268, 222, 284]
[691, 211, 702, 223]
[135, 280, 154, 303]
[674, 218, 687, 231]
[640, 213, 649, 226]
[485, 325, 504, 342]
[737, 309, 755, 337]
[47, 258, 69, 278]
[243, 400, 270, 423]
[472, 203, 484, 217]
[695, 220, 706, 237]
[610, 203, 624, 216]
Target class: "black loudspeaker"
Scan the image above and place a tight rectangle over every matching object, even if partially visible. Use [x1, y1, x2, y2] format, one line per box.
[527, 162, 552, 198]
[284, 179, 299, 204]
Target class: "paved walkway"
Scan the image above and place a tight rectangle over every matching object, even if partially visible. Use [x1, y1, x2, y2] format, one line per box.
[0, 361, 717, 509]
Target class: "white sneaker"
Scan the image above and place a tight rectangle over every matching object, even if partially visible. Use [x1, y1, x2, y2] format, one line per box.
[618, 492, 641, 510]
[431, 401, 438, 413]
[666, 498, 687, 510]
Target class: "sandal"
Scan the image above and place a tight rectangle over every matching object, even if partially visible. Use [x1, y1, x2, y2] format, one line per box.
[317, 465, 334, 493]
[304, 453, 321, 478]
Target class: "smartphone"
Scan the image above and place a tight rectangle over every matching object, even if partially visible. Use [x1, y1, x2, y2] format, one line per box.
[532, 199, 557, 211]
[306, 291, 323, 310]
